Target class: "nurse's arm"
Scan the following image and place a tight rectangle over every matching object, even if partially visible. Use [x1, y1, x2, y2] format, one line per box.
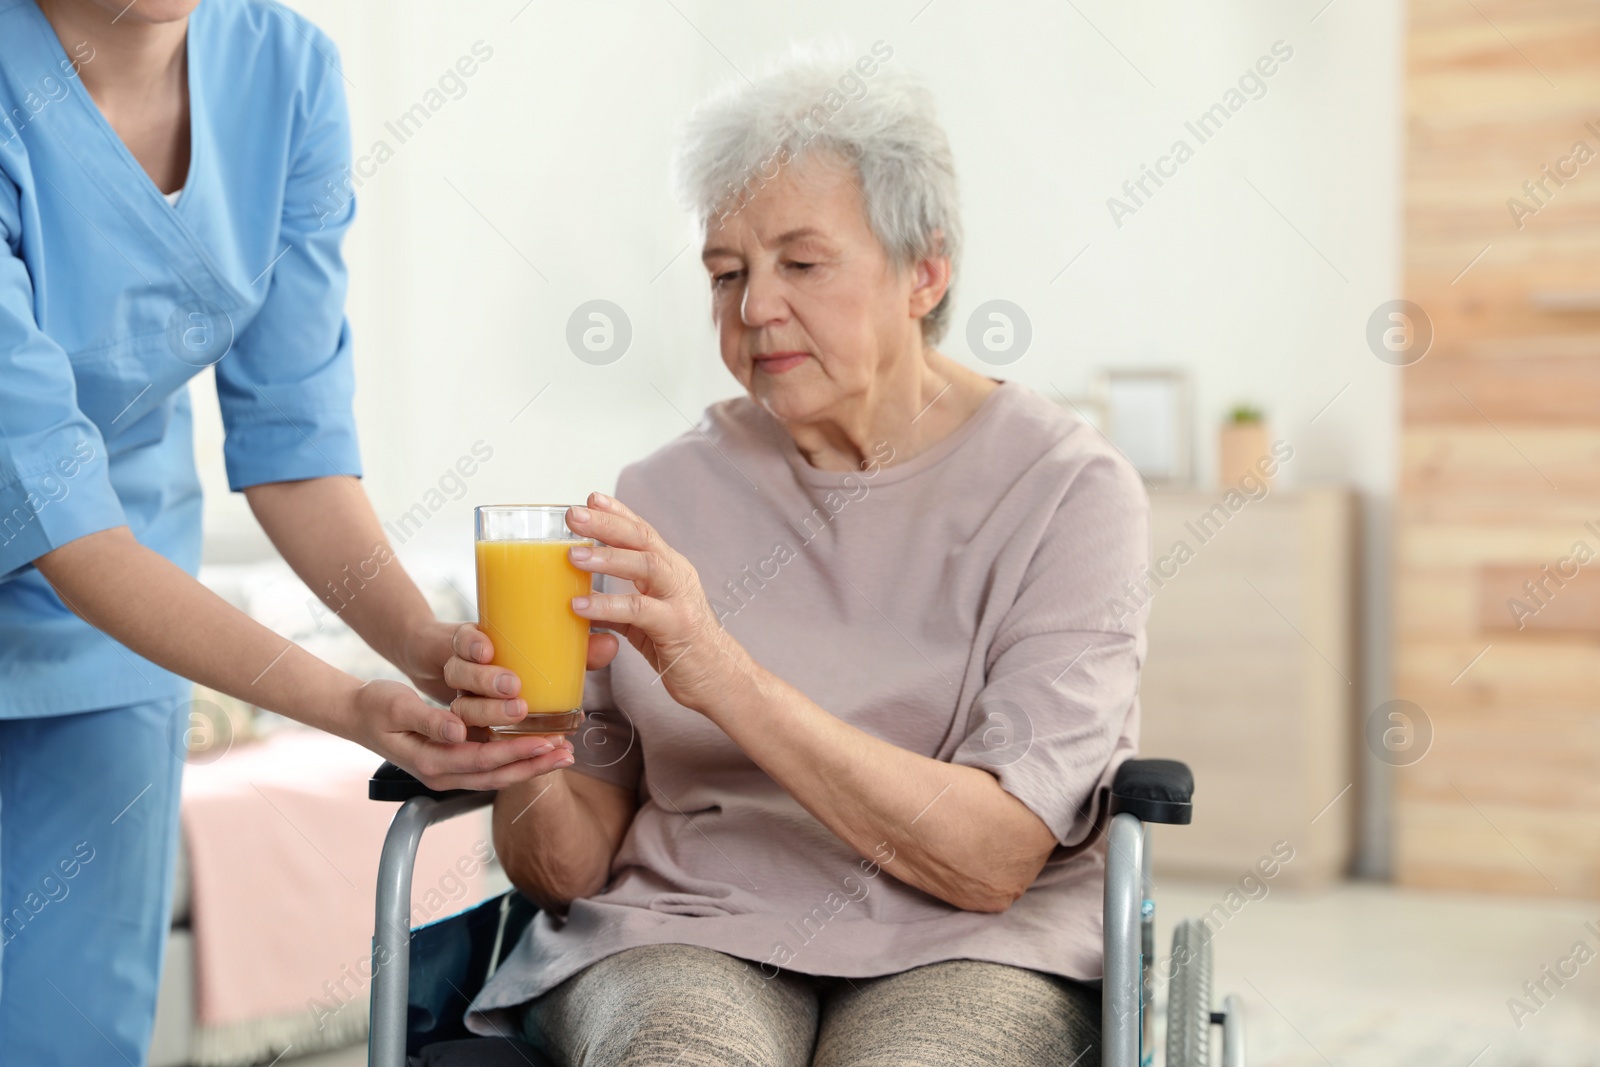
[33, 526, 576, 791]
[242, 474, 621, 721]
[240, 473, 438, 684]
[242, 474, 467, 706]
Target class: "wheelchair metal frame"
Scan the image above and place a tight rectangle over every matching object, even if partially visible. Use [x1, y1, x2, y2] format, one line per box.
[369, 789, 493, 1067]
[1102, 811, 1244, 1067]
[368, 767, 1244, 1067]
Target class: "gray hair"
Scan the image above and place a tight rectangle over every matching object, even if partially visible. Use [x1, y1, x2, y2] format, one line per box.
[672, 41, 962, 342]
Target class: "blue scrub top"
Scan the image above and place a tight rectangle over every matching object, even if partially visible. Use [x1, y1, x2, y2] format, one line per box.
[0, 0, 363, 718]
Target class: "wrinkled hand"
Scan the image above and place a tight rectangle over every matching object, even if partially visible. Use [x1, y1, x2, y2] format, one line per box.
[341, 678, 576, 792]
[561, 491, 754, 714]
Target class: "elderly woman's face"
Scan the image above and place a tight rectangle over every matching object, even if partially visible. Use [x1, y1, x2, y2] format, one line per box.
[700, 158, 932, 425]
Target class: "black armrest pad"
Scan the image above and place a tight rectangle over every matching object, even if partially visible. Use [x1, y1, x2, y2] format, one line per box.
[1108, 758, 1194, 825]
[368, 761, 473, 803]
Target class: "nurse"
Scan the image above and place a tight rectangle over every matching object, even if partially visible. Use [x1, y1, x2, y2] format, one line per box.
[0, 1, 603, 1063]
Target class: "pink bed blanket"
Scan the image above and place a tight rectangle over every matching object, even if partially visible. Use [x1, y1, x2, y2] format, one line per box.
[182, 729, 491, 1058]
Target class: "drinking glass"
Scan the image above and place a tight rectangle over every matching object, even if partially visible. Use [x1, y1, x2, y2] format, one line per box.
[473, 505, 592, 736]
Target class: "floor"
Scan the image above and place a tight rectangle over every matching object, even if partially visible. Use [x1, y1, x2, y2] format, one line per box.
[1154, 879, 1600, 1066]
[282, 1045, 365, 1067]
[278, 879, 1600, 1067]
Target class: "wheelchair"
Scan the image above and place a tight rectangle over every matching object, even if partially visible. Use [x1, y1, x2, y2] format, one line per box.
[364, 757, 1245, 1066]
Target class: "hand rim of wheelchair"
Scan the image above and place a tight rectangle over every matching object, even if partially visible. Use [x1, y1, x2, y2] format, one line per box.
[367, 755, 1246, 1066]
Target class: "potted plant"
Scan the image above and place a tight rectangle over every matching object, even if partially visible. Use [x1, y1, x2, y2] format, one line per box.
[1218, 404, 1272, 488]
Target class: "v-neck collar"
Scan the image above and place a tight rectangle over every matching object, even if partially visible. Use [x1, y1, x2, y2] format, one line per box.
[20, 0, 240, 311]
[30, 0, 198, 213]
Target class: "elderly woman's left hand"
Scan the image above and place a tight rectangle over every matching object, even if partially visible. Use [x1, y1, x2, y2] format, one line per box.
[565, 492, 752, 714]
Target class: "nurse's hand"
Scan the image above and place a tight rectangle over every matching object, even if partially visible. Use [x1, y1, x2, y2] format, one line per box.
[398, 618, 491, 707]
[343, 679, 578, 792]
[401, 618, 620, 712]
[439, 624, 620, 731]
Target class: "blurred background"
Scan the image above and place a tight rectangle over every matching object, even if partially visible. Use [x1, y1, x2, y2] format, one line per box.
[158, 1, 1600, 1065]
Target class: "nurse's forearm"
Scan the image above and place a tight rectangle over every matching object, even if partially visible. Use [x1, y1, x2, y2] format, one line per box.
[243, 476, 434, 670]
[36, 526, 581, 791]
[34, 526, 363, 735]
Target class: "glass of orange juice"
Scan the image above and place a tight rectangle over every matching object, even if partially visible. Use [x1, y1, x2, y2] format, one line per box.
[474, 505, 593, 736]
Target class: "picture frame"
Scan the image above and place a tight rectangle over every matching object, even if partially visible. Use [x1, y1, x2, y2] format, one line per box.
[1100, 368, 1192, 485]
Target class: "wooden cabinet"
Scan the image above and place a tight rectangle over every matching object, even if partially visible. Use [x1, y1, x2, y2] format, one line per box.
[1138, 488, 1358, 887]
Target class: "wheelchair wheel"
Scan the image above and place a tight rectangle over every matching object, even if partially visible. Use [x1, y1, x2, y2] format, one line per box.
[1165, 918, 1213, 1067]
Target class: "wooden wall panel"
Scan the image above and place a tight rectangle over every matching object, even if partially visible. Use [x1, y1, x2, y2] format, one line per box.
[1478, 564, 1600, 633]
[1400, 0, 1600, 897]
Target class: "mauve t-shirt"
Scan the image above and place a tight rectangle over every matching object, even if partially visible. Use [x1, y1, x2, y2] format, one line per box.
[468, 380, 1150, 1031]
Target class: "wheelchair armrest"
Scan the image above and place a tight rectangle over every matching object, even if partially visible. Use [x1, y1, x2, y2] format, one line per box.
[368, 760, 475, 803]
[1108, 758, 1194, 825]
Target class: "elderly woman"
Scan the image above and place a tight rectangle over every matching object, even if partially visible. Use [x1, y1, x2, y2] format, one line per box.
[453, 47, 1148, 1067]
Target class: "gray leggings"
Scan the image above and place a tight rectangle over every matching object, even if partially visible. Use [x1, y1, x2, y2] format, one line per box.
[521, 943, 1100, 1067]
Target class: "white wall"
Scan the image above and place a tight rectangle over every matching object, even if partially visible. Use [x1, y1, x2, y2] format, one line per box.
[191, 0, 1402, 868]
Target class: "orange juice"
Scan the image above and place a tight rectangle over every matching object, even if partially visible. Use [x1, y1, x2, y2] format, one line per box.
[474, 538, 593, 715]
